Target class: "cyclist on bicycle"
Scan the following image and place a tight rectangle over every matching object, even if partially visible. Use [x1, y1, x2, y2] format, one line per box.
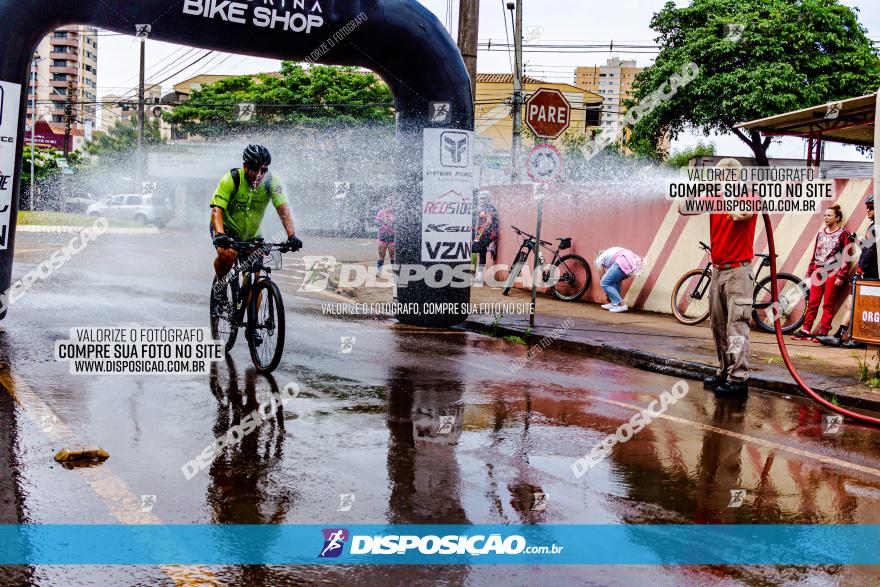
[210, 144, 303, 290]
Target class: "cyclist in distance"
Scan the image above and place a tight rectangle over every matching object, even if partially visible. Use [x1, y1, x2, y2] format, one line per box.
[210, 144, 303, 295]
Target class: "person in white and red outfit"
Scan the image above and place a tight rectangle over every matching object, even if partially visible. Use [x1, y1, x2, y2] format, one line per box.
[595, 247, 644, 313]
[791, 204, 853, 342]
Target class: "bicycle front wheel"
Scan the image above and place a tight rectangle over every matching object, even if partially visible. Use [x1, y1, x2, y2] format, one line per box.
[752, 273, 808, 334]
[503, 251, 528, 296]
[549, 254, 592, 301]
[671, 268, 712, 325]
[248, 279, 286, 373]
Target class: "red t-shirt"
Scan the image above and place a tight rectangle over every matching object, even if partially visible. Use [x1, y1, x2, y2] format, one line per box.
[709, 214, 758, 265]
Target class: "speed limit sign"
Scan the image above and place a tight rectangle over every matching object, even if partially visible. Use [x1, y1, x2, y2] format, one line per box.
[526, 143, 564, 184]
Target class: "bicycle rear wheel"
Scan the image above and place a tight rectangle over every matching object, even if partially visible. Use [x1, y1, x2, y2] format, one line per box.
[210, 275, 240, 352]
[752, 273, 808, 334]
[549, 254, 592, 301]
[671, 268, 712, 325]
[248, 279, 285, 373]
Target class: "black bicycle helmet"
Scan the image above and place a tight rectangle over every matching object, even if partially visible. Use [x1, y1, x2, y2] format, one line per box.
[243, 144, 271, 168]
[867, 194, 875, 205]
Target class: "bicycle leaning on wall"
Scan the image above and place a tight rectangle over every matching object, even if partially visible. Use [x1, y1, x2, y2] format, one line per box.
[670, 240, 808, 334]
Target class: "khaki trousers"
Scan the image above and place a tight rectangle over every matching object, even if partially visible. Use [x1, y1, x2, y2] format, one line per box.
[709, 265, 753, 382]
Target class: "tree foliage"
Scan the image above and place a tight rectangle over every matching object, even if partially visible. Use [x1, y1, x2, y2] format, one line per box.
[84, 118, 163, 160]
[628, 0, 880, 164]
[165, 63, 395, 138]
[19, 145, 81, 191]
[666, 141, 716, 167]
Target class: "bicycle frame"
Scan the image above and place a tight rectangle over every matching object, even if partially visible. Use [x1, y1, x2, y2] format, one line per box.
[511, 236, 562, 274]
[226, 250, 276, 328]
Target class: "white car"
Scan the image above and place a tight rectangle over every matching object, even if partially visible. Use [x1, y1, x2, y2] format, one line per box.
[87, 194, 171, 228]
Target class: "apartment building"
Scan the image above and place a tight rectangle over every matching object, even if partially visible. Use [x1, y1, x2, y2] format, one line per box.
[27, 25, 99, 132]
[575, 58, 642, 127]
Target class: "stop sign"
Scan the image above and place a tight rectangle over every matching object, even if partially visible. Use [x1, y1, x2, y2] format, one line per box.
[525, 88, 572, 139]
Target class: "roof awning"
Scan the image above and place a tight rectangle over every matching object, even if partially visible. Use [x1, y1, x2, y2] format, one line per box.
[735, 94, 876, 147]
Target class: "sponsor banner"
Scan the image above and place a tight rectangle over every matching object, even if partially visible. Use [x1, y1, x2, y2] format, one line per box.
[421, 128, 475, 262]
[0, 80, 20, 250]
[181, 0, 327, 34]
[0, 524, 879, 564]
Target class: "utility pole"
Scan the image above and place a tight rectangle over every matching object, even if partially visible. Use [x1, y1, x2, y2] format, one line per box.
[30, 54, 42, 210]
[137, 33, 146, 176]
[457, 0, 480, 102]
[507, 1, 523, 182]
[63, 80, 75, 159]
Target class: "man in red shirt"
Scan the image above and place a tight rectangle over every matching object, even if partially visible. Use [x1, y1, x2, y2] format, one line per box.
[680, 159, 757, 395]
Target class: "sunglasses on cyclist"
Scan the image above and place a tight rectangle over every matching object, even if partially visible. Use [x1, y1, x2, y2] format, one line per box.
[247, 166, 270, 174]
[868, 205, 874, 211]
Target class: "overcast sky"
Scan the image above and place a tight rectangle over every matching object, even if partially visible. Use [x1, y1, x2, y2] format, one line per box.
[95, 0, 880, 160]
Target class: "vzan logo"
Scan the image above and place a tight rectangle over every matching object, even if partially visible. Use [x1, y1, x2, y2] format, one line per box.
[182, 0, 326, 34]
[424, 241, 470, 261]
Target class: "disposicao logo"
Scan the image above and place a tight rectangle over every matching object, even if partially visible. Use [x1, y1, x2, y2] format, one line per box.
[318, 528, 349, 558]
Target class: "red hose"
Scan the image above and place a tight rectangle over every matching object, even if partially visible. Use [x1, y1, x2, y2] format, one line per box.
[763, 213, 880, 425]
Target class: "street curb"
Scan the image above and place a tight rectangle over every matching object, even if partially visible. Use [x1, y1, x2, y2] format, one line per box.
[17, 225, 159, 235]
[461, 319, 880, 415]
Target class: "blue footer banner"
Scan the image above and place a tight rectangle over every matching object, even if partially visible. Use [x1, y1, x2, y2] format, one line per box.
[0, 524, 877, 565]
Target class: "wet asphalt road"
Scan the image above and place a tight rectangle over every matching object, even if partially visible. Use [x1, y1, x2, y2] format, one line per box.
[2, 231, 880, 586]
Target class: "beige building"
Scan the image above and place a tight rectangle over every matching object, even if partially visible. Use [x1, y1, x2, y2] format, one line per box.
[100, 84, 165, 133]
[575, 58, 643, 128]
[28, 25, 98, 132]
[475, 73, 603, 152]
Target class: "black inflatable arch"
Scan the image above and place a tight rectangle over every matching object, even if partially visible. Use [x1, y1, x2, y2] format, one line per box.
[0, 0, 473, 327]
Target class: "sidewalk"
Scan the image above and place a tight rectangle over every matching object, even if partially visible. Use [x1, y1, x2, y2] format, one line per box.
[342, 268, 880, 414]
[465, 286, 880, 414]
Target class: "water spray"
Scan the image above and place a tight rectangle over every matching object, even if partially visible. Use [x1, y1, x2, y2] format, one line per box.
[764, 212, 880, 426]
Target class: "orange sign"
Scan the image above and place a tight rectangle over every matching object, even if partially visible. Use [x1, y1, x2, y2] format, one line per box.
[850, 280, 880, 344]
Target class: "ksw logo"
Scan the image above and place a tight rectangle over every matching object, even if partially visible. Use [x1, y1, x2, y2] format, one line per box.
[425, 224, 471, 233]
[318, 528, 349, 558]
[424, 241, 470, 261]
[440, 131, 468, 167]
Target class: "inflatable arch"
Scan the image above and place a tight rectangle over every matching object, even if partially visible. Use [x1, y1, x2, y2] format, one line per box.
[0, 0, 474, 326]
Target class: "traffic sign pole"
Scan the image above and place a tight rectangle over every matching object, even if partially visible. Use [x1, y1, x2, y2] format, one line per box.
[530, 185, 545, 327]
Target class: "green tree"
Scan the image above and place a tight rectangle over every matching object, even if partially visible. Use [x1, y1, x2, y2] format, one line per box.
[84, 118, 163, 160]
[165, 63, 395, 138]
[666, 141, 716, 167]
[19, 145, 81, 190]
[629, 0, 880, 164]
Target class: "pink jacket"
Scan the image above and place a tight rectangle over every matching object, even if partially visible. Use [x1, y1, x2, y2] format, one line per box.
[597, 247, 643, 276]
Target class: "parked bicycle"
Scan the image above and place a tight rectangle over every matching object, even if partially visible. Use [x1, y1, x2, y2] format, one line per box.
[502, 225, 591, 301]
[670, 240, 808, 334]
[210, 238, 292, 373]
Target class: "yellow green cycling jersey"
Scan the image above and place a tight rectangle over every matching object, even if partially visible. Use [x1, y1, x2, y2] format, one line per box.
[210, 169, 288, 240]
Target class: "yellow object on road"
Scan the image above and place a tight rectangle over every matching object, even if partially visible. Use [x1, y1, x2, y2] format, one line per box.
[54, 446, 110, 464]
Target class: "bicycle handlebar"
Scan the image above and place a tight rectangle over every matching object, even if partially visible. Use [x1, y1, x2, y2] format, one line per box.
[226, 238, 292, 253]
[510, 225, 553, 247]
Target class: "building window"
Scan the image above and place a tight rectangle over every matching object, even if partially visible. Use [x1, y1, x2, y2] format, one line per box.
[52, 115, 65, 123]
[52, 59, 67, 67]
[53, 31, 67, 38]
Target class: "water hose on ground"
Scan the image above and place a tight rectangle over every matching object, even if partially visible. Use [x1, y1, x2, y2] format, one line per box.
[763, 212, 880, 426]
